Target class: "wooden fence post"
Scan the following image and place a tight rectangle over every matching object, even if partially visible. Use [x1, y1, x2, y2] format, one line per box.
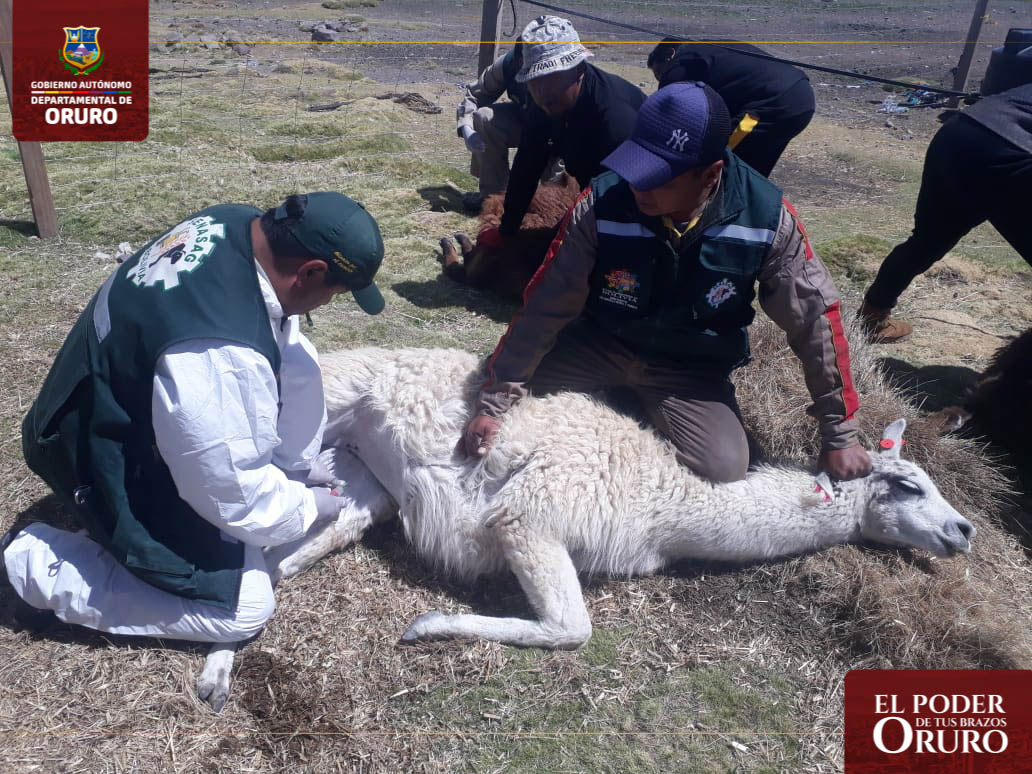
[0, 0, 58, 238]
[949, 0, 991, 107]
[477, 0, 503, 74]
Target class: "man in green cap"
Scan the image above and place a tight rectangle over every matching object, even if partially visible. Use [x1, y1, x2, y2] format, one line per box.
[4, 192, 384, 644]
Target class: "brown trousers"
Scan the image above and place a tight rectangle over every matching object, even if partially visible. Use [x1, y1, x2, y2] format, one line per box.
[528, 321, 750, 483]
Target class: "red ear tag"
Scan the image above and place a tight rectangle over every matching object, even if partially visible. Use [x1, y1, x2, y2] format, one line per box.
[879, 439, 895, 449]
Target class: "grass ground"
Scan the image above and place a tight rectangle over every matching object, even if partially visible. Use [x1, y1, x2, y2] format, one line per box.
[0, 5, 1030, 772]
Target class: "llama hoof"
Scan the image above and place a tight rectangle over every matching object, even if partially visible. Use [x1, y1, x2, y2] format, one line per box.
[196, 666, 231, 713]
[197, 643, 238, 713]
[400, 610, 447, 642]
[438, 237, 457, 268]
[453, 232, 475, 256]
[927, 406, 972, 435]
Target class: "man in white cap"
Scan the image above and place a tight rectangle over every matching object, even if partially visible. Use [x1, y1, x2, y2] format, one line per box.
[476, 15, 645, 251]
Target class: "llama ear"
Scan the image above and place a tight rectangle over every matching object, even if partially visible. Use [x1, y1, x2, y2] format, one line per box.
[813, 471, 835, 503]
[878, 418, 906, 458]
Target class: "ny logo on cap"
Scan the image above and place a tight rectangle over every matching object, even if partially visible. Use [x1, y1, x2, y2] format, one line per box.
[666, 128, 691, 152]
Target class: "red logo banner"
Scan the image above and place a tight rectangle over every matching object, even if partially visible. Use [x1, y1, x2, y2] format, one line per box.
[845, 670, 1032, 772]
[12, 0, 149, 141]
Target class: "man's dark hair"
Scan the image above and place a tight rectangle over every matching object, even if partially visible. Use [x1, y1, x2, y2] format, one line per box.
[259, 195, 348, 286]
[647, 37, 683, 69]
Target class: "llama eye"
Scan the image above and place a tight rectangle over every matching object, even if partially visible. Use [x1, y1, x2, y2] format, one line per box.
[894, 479, 923, 496]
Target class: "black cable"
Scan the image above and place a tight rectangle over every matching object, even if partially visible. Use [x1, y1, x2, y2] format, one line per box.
[519, 0, 980, 100]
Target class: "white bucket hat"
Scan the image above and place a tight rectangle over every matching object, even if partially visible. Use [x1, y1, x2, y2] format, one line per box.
[515, 15, 593, 83]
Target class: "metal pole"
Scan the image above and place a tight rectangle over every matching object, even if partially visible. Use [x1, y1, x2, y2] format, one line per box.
[477, 0, 503, 74]
[949, 0, 991, 107]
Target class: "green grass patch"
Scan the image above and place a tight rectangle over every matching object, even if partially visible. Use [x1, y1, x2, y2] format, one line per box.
[321, 0, 379, 9]
[399, 643, 804, 773]
[828, 148, 920, 186]
[815, 234, 893, 285]
[251, 132, 411, 163]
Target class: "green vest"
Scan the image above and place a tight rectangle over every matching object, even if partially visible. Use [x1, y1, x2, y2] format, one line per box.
[585, 153, 783, 368]
[21, 205, 281, 610]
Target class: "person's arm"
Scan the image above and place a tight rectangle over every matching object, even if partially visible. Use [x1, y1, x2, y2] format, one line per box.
[478, 186, 598, 417]
[498, 115, 552, 236]
[596, 93, 644, 163]
[757, 202, 870, 477]
[658, 49, 710, 88]
[271, 317, 327, 476]
[456, 54, 511, 137]
[152, 340, 324, 547]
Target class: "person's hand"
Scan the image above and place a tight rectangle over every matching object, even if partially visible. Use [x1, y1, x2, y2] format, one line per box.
[463, 414, 502, 457]
[819, 444, 873, 481]
[312, 486, 347, 522]
[477, 226, 504, 250]
[464, 130, 487, 153]
[305, 456, 342, 488]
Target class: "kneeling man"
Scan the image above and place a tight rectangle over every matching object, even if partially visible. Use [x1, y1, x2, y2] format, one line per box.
[462, 83, 871, 483]
[4, 192, 385, 641]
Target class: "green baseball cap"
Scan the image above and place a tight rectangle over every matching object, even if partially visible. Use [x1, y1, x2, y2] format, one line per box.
[274, 191, 386, 315]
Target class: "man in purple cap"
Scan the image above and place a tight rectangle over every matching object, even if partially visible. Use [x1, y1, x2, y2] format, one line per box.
[461, 82, 871, 484]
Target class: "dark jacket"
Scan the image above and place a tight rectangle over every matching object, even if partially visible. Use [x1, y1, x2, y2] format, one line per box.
[659, 41, 813, 123]
[957, 82, 1032, 155]
[581, 162, 782, 367]
[499, 64, 646, 236]
[479, 152, 861, 450]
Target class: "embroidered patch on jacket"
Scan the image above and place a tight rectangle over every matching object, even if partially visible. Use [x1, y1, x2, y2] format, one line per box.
[605, 269, 640, 292]
[705, 278, 736, 308]
[127, 216, 226, 290]
[600, 269, 641, 310]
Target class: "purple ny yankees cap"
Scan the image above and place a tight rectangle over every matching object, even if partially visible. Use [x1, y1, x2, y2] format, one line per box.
[603, 81, 731, 191]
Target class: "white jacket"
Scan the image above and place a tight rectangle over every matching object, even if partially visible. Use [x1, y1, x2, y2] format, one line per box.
[151, 261, 325, 547]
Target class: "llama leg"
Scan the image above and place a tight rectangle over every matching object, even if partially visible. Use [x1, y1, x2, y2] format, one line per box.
[454, 232, 476, 255]
[438, 237, 462, 270]
[439, 237, 469, 283]
[197, 642, 238, 713]
[264, 451, 396, 583]
[402, 519, 592, 649]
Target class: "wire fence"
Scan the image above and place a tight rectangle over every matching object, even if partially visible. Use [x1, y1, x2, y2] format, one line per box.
[0, 0, 998, 240]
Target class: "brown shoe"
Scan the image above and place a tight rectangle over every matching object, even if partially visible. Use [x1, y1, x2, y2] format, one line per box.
[857, 301, 913, 343]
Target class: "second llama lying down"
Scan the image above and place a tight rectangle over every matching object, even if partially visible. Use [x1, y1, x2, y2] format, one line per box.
[438, 175, 581, 299]
[270, 347, 976, 648]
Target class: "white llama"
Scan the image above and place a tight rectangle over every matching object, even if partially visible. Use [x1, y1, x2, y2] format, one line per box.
[196, 347, 974, 711]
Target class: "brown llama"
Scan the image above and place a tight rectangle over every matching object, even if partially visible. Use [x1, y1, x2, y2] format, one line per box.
[438, 174, 581, 300]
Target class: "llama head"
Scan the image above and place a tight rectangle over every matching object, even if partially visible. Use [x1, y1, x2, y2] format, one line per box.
[859, 419, 976, 557]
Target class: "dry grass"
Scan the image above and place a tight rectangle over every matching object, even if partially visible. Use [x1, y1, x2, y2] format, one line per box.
[1, 15, 1031, 773]
[736, 312, 1031, 674]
